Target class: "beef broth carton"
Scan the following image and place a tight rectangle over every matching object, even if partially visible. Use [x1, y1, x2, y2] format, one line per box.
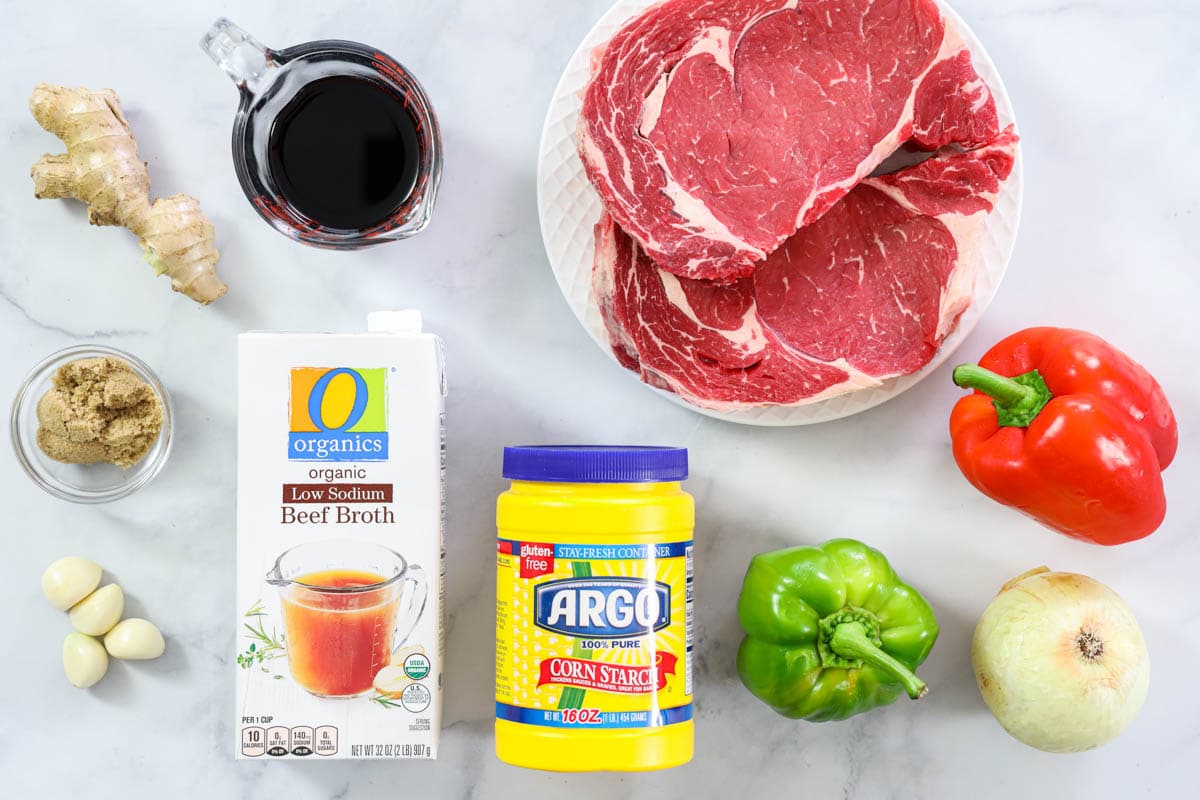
[235, 311, 444, 760]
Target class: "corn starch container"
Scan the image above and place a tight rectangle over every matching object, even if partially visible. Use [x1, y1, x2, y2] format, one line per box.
[495, 446, 694, 771]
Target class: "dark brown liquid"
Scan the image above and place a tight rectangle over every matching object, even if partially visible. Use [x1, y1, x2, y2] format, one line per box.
[267, 76, 421, 230]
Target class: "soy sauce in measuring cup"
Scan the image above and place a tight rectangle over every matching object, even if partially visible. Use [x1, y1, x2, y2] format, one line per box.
[201, 19, 442, 248]
[267, 76, 422, 231]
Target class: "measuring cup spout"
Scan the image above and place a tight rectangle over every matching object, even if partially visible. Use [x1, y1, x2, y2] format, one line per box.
[201, 18, 274, 93]
[264, 562, 289, 587]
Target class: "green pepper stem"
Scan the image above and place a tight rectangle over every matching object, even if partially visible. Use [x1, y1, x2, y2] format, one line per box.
[829, 622, 928, 700]
[952, 364, 1054, 429]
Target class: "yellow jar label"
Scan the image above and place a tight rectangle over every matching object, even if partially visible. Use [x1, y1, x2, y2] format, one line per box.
[495, 539, 693, 729]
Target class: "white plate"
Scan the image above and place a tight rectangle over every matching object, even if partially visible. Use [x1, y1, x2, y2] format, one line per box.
[537, 0, 1023, 426]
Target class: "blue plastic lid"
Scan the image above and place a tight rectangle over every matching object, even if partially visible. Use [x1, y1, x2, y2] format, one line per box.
[502, 446, 688, 484]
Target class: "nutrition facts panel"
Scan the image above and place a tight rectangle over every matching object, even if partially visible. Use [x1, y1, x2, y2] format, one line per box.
[240, 725, 338, 757]
[685, 545, 694, 697]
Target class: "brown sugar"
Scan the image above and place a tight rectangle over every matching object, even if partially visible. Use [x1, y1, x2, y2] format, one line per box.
[36, 357, 164, 469]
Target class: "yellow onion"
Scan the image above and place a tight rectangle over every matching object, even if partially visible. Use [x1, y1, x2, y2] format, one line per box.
[972, 567, 1149, 753]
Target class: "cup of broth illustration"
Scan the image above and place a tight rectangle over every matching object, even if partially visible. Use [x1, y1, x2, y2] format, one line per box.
[200, 18, 442, 247]
[267, 541, 427, 697]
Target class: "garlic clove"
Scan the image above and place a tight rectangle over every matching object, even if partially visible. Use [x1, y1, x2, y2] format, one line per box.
[42, 557, 102, 611]
[69, 584, 124, 636]
[372, 665, 413, 697]
[104, 618, 165, 660]
[63, 632, 109, 688]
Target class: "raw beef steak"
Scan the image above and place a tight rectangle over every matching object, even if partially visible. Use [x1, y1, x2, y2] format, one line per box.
[579, 0, 1001, 282]
[592, 128, 1018, 410]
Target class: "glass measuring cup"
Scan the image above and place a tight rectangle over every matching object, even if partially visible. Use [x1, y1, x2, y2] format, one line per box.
[200, 18, 442, 248]
[267, 541, 427, 697]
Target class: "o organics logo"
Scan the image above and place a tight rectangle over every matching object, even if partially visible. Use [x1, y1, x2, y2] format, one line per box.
[288, 367, 388, 461]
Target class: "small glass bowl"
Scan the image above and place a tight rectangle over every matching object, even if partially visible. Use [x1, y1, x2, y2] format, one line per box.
[10, 345, 174, 503]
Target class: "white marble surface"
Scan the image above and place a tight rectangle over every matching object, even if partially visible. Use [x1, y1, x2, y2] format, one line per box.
[1, 0, 1197, 797]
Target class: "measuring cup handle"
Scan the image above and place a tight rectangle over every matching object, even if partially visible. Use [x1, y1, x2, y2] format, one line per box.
[393, 564, 429, 649]
[200, 18, 274, 93]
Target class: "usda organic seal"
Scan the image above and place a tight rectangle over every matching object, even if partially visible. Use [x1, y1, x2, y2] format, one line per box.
[403, 652, 431, 680]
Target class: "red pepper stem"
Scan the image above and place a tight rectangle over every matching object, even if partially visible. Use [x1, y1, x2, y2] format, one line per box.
[952, 364, 1054, 428]
[953, 365, 1035, 405]
[828, 622, 928, 700]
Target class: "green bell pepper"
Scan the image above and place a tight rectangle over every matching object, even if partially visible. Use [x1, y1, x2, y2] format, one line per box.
[736, 538, 938, 722]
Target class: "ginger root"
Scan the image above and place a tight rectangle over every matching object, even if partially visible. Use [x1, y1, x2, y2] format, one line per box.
[29, 84, 227, 305]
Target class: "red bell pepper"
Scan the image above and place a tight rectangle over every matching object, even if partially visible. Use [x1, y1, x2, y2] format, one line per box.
[950, 327, 1177, 545]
